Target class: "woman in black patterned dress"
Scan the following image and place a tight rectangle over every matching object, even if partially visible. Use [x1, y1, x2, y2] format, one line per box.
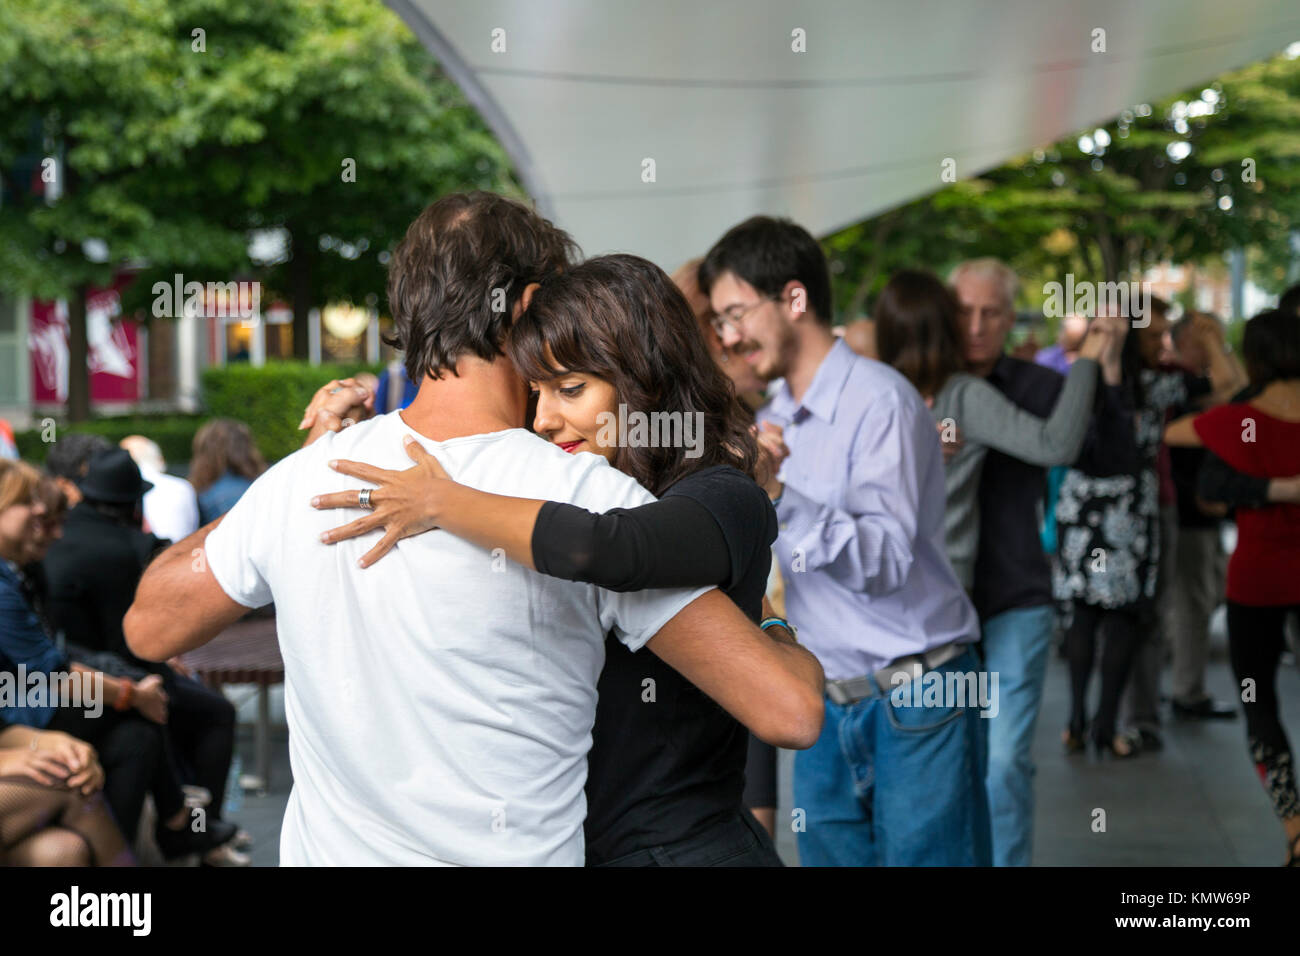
[1054, 305, 1195, 757]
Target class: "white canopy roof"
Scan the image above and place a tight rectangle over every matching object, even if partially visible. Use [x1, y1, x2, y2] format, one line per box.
[388, 0, 1300, 269]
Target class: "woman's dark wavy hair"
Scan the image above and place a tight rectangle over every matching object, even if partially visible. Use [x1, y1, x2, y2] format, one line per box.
[1242, 308, 1300, 388]
[873, 269, 966, 396]
[507, 254, 760, 496]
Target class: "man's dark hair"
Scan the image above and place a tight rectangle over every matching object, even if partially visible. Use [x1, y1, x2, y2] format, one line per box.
[697, 215, 833, 325]
[44, 433, 112, 482]
[1278, 283, 1300, 317]
[384, 191, 580, 383]
[1242, 308, 1300, 387]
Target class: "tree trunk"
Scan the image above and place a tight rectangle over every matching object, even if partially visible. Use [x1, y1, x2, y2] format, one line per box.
[66, 283, 91, 422]
[1081, 231, 1105, 283]
[289, 228, 314, 360]
[1093, 215, 1120, 284]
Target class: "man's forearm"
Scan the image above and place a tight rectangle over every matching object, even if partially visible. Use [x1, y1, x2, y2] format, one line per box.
[764, 623, 824, 703]
[758, 596, 820, 691]
[646, 590, 824, 749]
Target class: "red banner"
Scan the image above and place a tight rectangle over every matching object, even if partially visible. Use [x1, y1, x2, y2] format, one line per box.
[29, 276, 142, 405]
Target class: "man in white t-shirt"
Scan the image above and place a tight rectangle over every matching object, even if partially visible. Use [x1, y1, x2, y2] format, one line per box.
[120, 435, 200, 545]
[125, 192, 823, 865]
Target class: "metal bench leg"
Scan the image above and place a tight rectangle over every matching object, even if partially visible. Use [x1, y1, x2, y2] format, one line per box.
[255, 683, 270, 795]
[237, 683, 272, 797]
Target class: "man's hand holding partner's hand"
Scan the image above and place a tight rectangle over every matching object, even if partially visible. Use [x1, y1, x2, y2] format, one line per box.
[753, 422, 789, 500]
[298, 377, 375, 439]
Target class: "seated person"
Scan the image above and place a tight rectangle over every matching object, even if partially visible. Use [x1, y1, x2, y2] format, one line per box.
[0, 459, 235, 860]
[0, 714, 133, 866]
[188, 420, 266, 524]
[33, 465, 248, 863]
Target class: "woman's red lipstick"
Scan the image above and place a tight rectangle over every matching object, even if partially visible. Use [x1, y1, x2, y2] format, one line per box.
[557, 439, 584, 454]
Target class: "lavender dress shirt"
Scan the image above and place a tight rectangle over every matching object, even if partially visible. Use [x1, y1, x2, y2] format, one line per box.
[759, 339, 978, 681]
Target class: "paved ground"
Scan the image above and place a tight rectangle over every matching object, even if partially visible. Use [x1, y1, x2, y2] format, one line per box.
[228, 612, 1299, 867]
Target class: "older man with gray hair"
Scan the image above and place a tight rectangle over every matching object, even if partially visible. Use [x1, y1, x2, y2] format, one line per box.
[949, 257, 1120, 866]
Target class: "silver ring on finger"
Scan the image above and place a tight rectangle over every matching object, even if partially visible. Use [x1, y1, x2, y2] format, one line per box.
[358, 488, 374, 510]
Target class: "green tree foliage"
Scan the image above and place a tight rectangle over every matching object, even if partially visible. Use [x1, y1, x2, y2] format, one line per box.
[0, 0, 517, 419]
[825, 46, 1300, 320]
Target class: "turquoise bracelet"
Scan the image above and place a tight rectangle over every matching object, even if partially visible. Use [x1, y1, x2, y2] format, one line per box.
[760, 616, 795, 636]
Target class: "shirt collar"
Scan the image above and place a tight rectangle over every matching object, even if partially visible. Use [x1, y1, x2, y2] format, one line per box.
[774, 337, 856, 426]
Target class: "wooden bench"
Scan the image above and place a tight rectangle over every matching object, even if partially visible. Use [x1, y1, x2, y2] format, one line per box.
[179, 613, 282, 794]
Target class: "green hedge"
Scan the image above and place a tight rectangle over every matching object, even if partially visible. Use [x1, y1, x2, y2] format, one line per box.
[201, 360, 385, 463]
[15, 360, 386, 468]
[16, 415, 206, 468]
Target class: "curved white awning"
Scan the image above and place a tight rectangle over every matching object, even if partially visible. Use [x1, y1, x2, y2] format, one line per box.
[388, 0, 1299, 268]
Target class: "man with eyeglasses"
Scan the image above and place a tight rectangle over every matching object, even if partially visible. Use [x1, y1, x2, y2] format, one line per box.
[699, 216, 991, 867]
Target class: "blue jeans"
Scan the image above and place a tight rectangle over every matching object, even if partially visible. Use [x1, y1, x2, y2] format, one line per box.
[980, 604, 1054, 867]
[793, 647, 992, 866]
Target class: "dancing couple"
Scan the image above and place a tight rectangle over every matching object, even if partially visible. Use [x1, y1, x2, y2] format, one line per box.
[126, 192, 825, 866]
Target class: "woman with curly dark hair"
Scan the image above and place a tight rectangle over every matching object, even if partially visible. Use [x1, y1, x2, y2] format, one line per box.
[189, 419, 267, 525]
[309, 253, 789, 866]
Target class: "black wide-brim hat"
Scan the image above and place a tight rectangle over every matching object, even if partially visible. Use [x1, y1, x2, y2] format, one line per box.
[78, 447, 154, 504]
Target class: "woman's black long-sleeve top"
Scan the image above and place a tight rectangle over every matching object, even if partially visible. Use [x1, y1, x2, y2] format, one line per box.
[530, 464, 777, 865]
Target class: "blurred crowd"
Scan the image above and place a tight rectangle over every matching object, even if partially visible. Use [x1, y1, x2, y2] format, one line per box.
[1, 421, 266, 865]
[2, 201, 1298, 868]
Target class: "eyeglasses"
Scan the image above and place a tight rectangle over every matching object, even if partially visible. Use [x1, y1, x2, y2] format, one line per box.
[710, 294, 781, 337]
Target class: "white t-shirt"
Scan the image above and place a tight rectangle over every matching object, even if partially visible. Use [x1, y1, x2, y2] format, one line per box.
[203, 411, 710, 866]
[139, 464, 200, 545]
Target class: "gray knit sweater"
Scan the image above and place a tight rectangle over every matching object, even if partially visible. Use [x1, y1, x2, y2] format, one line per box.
[930, 358, 1099, 589]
